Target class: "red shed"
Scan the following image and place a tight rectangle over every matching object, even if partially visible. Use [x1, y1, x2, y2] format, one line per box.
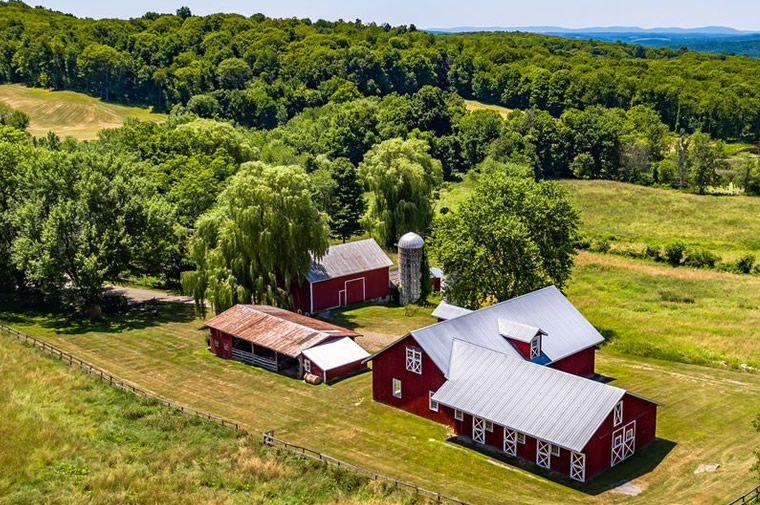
[291, 239, 393, 314]
[367, 286, 660, 482]
[205, 305, 367, 381]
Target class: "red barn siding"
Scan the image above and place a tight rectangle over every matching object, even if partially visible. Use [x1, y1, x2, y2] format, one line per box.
[303, 356, 368, 382]
[291, 267, 390, 314]
[372, 335, 453, 424]
[549, 346, 596, 378]
[509, 339, 531, 360]
[209, 328, 232, 359]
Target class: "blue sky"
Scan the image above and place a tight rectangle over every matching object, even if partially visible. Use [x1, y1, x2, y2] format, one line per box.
[32, 1, 760, 31]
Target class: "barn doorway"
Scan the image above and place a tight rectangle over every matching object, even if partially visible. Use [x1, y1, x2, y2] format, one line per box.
[345, 278, 365, 305]
[536, 440, 551, 468]
[472, 416, 486, 444]
[611, 420, 636, 466]
[503, 428, 517, 456]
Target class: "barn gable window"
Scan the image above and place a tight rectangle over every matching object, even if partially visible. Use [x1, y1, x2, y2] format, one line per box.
[392, 378, 402, 398]
[613, 401, 623, 426]
[429, 391, 439, 412]
[454, 409, 463, 421]
[405, 347, 422, 374]
[530, 335, 541, 359]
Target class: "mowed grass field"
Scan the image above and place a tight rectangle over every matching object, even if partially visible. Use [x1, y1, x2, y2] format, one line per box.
[0, 84, 166, 140]
[1, 301, 758, 505]
[463, 99, 513, 119]
[0, 334, 411, 505]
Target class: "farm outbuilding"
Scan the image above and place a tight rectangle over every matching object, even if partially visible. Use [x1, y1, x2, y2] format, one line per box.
[205, 304, 367, 381]
[367, 286, 660, 482]
[291, 239, 393, 314]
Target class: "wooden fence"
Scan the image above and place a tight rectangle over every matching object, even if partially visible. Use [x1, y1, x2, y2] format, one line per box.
[263, 430, 476, 505]
[0, 322, 242, 430]
[728, 484, 760, 505]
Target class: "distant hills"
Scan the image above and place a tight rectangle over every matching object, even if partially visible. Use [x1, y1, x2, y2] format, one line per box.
[425, 26, 760, 57]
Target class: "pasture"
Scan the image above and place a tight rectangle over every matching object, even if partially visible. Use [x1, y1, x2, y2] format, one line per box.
[1, 299, 758, 505]
[463, 99, 513, 119]
[0, 84, 166, 140]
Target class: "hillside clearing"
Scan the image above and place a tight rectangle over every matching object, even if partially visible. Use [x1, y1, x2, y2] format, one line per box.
[463, 99, 513, 119]
[1, 302, 758, 505]
[0, 84, 166, 140]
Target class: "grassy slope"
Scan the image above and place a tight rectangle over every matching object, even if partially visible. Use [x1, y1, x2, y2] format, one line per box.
[0, 84, 166, 140]
[463, 99, 513, 119]
[561, 180, 760, 260]
[1, 303, 758, 505]
[0, 333, 409, 505]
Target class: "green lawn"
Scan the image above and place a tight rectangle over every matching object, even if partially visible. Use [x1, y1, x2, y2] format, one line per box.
[463, 99, 513, 119]
[0, 84, 166, 140]
[0, 330, 409, 505]
[1, 301, 758, 505]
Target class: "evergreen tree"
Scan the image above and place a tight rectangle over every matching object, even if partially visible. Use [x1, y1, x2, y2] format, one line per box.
[329, 158, 365, 243]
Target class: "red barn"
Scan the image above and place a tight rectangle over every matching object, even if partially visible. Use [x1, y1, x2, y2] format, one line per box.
[205, 305, 368, 382]
[368, 286, 660, 482]
[291, 239, 393, 315]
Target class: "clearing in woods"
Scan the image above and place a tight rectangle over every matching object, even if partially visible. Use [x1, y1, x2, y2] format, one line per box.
[2, 287, 758, 505]
[0, 84, 166, 140]
[463, 99, 513, 118]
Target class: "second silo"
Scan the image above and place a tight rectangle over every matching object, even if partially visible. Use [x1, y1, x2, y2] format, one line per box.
[398, 232, 424, 306]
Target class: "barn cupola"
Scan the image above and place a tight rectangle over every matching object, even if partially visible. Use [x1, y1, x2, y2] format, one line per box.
[497, 318, 547, 361]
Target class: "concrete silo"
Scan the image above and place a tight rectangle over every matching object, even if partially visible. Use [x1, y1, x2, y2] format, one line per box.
[398, 232, 424, 306]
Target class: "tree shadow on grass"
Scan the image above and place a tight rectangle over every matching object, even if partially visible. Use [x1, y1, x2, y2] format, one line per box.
[448, 436, 676, 495]
[1, 301, 199, 336]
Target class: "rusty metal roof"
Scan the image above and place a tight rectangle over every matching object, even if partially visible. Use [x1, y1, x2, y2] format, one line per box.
[204, 305, 359, 358]
[307, 238, 393, 283]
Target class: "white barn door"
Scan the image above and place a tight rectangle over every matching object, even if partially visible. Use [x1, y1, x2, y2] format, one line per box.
[611, 420, 636, 466]
[570, 452, 586, 482]
[536, 440, 551, 468]
[503, 428, 517, 456]
[472, 417, 486, 444]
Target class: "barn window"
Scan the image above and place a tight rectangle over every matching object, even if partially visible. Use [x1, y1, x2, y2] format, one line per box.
[454, 409, 463, 421]
[517, 432, 526, 444]
[214, 340, 219, 347]
[613, 401, 623, 426]
[224, 344, 229, 351]
[392, 378, 402, 398]
[304, 359, 311, 374]
[485, 420, 494, 432]
[551, 444, 561, 457]
[625, 427, 635, 442]
[530, 335, 541, 359]
[405, 347, 422, 374]
[429, 391, 438, 412]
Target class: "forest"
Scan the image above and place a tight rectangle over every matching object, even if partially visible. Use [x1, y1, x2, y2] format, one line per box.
[2, 1, 760, 314]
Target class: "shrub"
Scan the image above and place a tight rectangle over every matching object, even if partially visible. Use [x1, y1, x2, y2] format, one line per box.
[736, 254, 756, 274]
[591, 237, 611, 253]
[574, 231, 592, 250]
[684, 248, 720, 269]
[644, 244, 662, 262]
[664, 240, 686, 267]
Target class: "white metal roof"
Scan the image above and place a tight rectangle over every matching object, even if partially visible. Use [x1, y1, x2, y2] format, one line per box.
[431, 301, 473, 321]
[307, 239, 393, 283]
[301, 337, 370, 371]
[413, 286, 605, 375]
[429, 267, 444, 279]
[498, 318, 545, 343]
[432, 341, 625, 452]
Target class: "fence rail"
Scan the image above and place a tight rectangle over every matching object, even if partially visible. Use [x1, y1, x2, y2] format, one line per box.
[729, 484, 760, 505]
[0, 322, 242, 431]
[262, 430, 476, 505]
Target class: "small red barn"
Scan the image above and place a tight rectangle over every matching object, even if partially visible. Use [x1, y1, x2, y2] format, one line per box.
[205, 304, 367, 381]
[367, 286, 660, 482]
[291, 239, 393, 314]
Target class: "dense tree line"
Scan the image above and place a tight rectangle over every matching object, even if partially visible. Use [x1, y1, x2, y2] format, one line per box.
[3, 2, 760, 142]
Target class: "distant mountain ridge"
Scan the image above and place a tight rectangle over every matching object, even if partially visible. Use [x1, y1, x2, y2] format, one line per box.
[426, 25, 760, 36]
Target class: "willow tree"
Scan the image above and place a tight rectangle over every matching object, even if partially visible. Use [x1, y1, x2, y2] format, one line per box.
[359, 138, 442, 247]
[181, 162, 329, 314]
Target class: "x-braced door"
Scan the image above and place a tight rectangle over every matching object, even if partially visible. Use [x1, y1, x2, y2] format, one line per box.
[611, 420, 636, 466]
[570, 452, 586, 482]
[536, 440, 551, 468]
[503, 428, 517, 456]
[472, 416, 486, 444]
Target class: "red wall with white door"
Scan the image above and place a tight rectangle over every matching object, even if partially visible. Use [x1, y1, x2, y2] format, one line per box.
[309, 267, 391, 313]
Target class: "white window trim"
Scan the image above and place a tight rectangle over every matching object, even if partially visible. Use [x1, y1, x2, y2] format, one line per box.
[613, 400, 623, 426]
[551, 444, 561, 457]
[429, 391, 439, 412]
[303, 359, 311, 374]
[405, 347, 422, 374]
[485, 420, 494, 432]
[530, 335, 541, 359]
[392, 378, 402, 399]
[454, 409, 463, 421]
[516, 432, 526, 444]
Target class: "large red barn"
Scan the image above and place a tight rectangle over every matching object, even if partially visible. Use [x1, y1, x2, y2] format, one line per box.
[291, 239, 393, 314]
[367, 286, 660, 482]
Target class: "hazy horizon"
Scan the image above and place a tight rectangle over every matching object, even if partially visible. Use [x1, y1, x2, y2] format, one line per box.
[29, 1, 760, 31]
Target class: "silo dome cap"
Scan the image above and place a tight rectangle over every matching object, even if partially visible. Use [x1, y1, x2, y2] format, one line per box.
[398, 232, 424, 249]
